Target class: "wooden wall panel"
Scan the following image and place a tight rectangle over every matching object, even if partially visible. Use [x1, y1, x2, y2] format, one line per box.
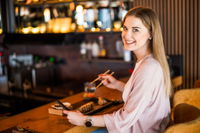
[133, 0, 200, 88]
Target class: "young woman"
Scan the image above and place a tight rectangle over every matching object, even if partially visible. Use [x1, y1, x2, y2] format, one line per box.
[63, 7, 172, 133]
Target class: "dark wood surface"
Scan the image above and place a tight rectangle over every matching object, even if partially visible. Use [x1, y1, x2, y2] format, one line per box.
[0, 86, 123, 133]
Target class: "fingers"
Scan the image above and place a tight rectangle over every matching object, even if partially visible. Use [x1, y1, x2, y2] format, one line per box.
[63, 110, 83, 118]
[101, 78, 110, 85]
[98, 75, 111, 85]
[63, 110, 68, 114]
[63, 111, 85, 126]
[63, 110, 69, 116]
[63, 110, 73, 121]
[98, 74, 113, 81]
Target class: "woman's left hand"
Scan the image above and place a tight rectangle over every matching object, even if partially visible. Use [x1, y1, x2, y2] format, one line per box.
[63, 110, 86, 126]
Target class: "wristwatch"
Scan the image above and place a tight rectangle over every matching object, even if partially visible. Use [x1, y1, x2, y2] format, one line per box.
[85, 116, 93, 127]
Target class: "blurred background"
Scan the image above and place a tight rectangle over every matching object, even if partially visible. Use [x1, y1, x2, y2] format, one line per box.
[0, 0, 199, 118]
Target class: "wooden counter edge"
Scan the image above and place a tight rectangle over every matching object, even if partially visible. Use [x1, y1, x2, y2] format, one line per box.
[0, 86, 123, 133]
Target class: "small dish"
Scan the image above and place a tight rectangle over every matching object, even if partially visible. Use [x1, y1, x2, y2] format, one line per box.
[51, 102, 72, 110]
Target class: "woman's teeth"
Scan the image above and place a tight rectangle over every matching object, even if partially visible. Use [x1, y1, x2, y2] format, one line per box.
[126, 41, 135, 44]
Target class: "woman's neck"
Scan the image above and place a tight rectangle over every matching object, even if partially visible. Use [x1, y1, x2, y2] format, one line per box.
[134, 47, 151, 63]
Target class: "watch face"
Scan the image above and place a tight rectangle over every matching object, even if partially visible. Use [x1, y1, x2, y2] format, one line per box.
[85, 121, 92, 127]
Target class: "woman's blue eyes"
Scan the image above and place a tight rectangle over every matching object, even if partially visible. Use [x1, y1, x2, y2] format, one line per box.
[122, 26, 139, 32]
[132, 29, 139, 32]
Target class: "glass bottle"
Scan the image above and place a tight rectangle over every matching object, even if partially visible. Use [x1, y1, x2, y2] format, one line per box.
[80, 41, 87, 59]
[98, 36, 106, 58]
[97, 0, 112, 31]
[110, 1, 121, 31]
[75, 5, 85, 32]
[84, 2, 96, 31]
[92, 41, 100, 58]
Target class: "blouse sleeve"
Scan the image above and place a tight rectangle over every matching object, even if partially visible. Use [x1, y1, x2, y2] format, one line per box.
[103, 63, 162, 133]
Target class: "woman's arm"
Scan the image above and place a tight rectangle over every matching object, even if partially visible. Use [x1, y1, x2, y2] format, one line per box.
[63, 110, 106, 127]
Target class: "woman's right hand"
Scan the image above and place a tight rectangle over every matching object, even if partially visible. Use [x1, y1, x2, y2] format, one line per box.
[98, 74, 125, 91]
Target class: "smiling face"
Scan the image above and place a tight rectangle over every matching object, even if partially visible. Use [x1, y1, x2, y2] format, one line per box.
[121, 15, 151, 52]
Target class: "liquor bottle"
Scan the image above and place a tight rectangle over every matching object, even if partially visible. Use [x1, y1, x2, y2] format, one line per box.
[86, 42, 92, 60]
[91, 41, 99, 58]
[123, 50, 131, 62]
[97, 0, 112, 31]
[118, 1, 128, 21]
[0, 49, 8, 93]
[110, 1, 121, 31]
[75, 5, 85, 32]
[115, 40, 124, 58]
[0, 50, 7, 75]
[80, 42, 87, 59]
[98, 36, 106, 58]
[85, 2, 96, 30]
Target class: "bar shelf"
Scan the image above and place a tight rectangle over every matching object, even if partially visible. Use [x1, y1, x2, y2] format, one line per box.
[13, 0, 133, 34]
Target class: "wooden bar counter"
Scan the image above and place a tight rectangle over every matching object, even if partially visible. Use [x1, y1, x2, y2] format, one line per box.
[0, 86, 123, 133]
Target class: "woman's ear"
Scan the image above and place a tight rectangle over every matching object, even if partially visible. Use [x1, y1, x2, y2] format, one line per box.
[149, 33, 152, 40]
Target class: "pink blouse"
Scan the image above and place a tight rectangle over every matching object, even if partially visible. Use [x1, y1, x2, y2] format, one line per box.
[103, 55, 170, 133]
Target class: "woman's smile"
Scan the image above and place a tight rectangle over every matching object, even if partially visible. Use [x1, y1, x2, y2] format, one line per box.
[125, 40, 136, 45]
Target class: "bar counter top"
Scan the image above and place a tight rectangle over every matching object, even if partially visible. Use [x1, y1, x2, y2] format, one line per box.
[0, 86, 123, 133]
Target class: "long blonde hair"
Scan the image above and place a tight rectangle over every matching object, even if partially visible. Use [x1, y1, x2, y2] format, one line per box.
[123, 7, 172, 96]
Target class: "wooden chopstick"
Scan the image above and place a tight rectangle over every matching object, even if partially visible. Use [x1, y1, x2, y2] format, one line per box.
[96, 72, 115, 88]
[90, 69, 110, 84]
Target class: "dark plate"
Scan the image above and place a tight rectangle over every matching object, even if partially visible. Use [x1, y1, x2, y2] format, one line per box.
[71, 97, 123, 115]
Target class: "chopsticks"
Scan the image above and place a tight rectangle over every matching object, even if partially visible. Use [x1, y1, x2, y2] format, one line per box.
[96, 72, 115, 88]
[89, 69, 115, 89]
[90, 69, 111, 84]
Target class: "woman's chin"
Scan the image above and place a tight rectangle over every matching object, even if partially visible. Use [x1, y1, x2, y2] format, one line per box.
[124, 45, 137, 51]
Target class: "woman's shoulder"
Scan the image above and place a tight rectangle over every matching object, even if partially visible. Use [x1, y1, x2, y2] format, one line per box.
[135, 56, 163, 78]
[141, 56, 161, 70]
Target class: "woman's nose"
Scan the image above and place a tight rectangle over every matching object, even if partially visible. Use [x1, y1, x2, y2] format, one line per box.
[123, 31, 132, 39]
